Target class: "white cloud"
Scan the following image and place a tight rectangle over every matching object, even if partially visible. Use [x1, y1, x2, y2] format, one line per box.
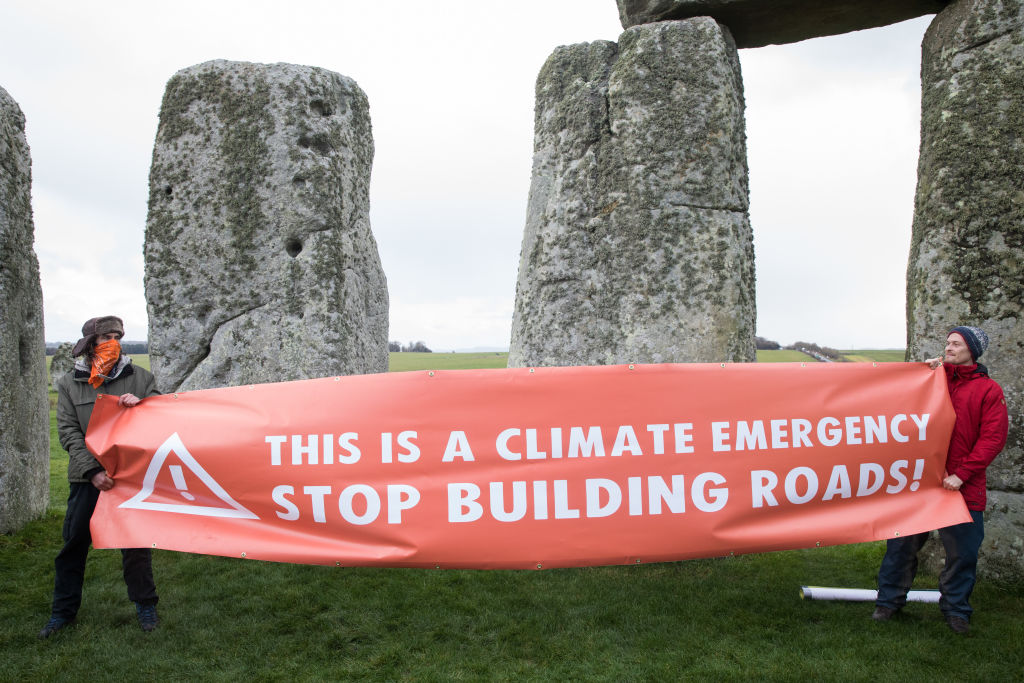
[32, 187, 148, 341]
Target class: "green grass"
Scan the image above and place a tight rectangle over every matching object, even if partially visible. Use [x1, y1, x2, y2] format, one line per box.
[841, 349, 908, 363]
[757, 349, 817, 362]
[391, 350, 832, 367]
[388, 351, 507, 372]
[12, 352, 1020, 680]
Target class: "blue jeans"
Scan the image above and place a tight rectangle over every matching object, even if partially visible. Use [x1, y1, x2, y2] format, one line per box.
[875, 510, 984, 620]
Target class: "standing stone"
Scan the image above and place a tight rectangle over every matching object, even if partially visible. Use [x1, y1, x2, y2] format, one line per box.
[0, 86, 49, 532]
[510, 19, 755, 367]
[907, 0, 1024, 579]
[145, 61, 388, 392]
[49, 342, 74, 393]
[616, 0, 950, 48]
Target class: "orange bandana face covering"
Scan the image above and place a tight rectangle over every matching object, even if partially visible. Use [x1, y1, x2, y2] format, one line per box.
[89, 339, 122, 388]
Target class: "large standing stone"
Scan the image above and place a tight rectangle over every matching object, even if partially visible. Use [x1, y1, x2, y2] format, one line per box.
[616, 0, 950, 47]
[145, 61, 388, 392]
[907, 0, 1024, 579]
[509, 19, 755, 367]
[0, 86, 48, 533]
[49, 342, 74, 393]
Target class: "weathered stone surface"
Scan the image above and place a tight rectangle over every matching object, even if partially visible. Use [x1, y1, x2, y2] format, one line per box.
[509, 19, 755, 367]
[920, 491, 1024, 580]
[0, 85, 49, 533]
[616, 0, 950, 47]
[49, 342, 74, 393]
[907, 0, 1024, 578]
[145, 60, 389, 392]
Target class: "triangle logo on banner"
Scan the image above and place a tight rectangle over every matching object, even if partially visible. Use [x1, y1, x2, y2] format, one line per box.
[119, 432, 259, 519]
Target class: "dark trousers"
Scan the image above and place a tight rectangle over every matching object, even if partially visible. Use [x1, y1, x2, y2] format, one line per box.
[51, 482, 158, 620]
[875, 510, 984, 620]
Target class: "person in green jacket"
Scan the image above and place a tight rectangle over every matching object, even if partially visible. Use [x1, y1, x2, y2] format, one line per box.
[39, 316, 161, 639]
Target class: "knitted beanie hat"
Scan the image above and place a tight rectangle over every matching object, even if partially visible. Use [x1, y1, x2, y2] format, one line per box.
[949, 325, 989, 360]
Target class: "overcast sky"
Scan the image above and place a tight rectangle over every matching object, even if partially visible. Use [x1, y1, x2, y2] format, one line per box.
[1, 1, 931, 351]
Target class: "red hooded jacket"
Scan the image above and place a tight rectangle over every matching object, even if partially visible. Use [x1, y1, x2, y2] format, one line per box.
[943, 362, 1008, 511]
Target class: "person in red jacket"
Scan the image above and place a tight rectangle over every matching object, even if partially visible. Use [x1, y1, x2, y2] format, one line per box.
[872, 326, 1008, 634]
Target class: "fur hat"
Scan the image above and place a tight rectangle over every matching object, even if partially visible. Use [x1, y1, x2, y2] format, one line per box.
[949, 325, 989, 361]
[71, 316, 124, 357]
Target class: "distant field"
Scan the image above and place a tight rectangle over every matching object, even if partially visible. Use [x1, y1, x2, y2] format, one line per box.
[388, 351, 508, 372]
[840, 349, 907, 363]
[756, 349, 815, 362]
[45, 350, 909, 376]
[45, 354, 151, 371]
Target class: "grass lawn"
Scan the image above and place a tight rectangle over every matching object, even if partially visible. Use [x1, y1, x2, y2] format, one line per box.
[756, 349, 816, 362]
[5, 433, 1022, 679]
[14, 351, 1020, 679]
[389, 351, 507, 371]
[841, 349, 908, 363]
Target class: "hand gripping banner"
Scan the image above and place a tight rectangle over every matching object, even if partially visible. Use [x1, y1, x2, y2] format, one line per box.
[86, 362, 969, 569]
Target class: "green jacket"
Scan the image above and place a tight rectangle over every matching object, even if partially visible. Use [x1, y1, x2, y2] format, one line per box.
[56, 357, 159, 483]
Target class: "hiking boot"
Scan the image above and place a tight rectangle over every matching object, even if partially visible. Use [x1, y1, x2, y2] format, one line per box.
[946, 615, 970, 634]
[38, 616, 73, 639]
[136, 603, 159, 632]
[871, 606, 897, 621]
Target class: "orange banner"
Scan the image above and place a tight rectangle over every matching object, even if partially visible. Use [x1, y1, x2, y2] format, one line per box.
[86, 362, 969, 569]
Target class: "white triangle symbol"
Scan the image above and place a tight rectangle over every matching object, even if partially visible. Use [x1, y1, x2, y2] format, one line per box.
[119, 432, 259, 519]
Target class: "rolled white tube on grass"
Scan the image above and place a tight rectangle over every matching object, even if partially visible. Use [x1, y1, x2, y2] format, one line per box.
[800, 586, 941, 603]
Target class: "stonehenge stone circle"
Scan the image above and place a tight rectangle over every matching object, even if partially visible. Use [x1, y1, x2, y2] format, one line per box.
[907, 0, 1024, 579]
[49, 342, 74, 393]
[616, 0, 950, 47]
[509, 19, 756, 367]
[523, 0, 1021, 576]
[0, 86, 49, 533]
[145, 60, 389, 392]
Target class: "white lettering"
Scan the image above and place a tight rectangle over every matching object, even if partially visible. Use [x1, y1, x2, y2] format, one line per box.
[817, 417, 842, 447]
[891, 414, 909, 442]
[770, 419, 789, 449]
[674, 423, 694, 454]
[648, 424, 669, 454]
[338, 484, 380, 525]
[496, 428, 520, 460]
[910, 413, 930, 441]
[304, 485, 332, 523]
[387, 485, 420, 524]
[448, 483, 482, 522]
[272, 485, 299, 520]
[266, 435, 287, 466]
[886, 460, 909, 494]
[751, 470, 779, 508]
[692, 472, 728, 512]
[712, 421, 731, 451]
[857, 463, 885, 496]
[784, 467, 818, 504]
[649, 475, 687, 514]
[442, 430, 475, 462]
[490, 481, 528, 522]
[568, 427, 604, 458]
[610, 426, 642, 457]
[822, 465, 852, 500]
[736, 421, 767, 451]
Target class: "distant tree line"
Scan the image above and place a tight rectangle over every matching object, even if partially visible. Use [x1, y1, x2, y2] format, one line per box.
[45, 340, 149, 355]
[755, 336, 780, 350]
[46, 340, 436, 355]
[389, 341, 432, 353]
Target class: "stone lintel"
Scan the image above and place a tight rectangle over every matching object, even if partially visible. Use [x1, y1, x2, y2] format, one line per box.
[616, 0, 950, 47]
